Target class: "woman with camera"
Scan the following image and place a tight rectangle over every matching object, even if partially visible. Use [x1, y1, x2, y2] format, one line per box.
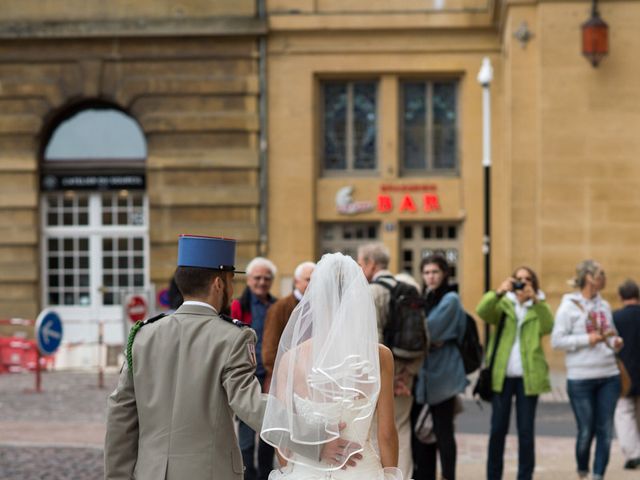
[476, 267, 554, 480]
[552, 260, 623, 480]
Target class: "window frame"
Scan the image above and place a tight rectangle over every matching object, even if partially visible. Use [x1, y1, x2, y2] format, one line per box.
[399, 78, 460, 176]
[320, 79, 380, 177]
[41, 191, 150, 310]
[318, 222, 380, 260]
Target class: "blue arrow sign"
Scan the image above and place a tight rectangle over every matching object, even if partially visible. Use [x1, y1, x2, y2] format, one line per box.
[35, 309, 63, 356]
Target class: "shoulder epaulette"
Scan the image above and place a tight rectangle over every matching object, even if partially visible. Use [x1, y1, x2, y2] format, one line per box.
[220, 313, 248, 329]
[126, 313, 167, 373]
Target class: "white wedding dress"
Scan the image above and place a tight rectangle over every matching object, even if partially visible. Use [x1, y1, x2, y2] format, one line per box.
[260, 253, 402, 480]
[268, 396, 398, 480]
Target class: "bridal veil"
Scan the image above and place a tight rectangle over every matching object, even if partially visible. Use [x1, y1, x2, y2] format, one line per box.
[260, 252, 381, 471]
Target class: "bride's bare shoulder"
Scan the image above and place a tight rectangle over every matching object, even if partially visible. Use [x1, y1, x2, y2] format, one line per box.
[377, 344, 393, 369]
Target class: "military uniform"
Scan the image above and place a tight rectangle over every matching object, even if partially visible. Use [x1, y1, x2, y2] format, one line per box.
[105, 302, 264, 479]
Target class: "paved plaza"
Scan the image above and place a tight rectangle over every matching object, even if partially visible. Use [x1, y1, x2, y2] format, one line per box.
[0, 371, 636, 479]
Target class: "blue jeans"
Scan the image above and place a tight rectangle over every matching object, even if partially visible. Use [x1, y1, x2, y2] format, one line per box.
[487, 377, 538, 480]
[567, 375, 621, 477]
[238, 375, 274, 480]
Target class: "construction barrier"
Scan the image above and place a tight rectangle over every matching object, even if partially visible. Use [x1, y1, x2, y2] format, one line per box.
[0, 319, 55, 376]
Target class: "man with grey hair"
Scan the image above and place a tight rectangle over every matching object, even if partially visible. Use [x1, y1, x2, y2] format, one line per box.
[262, 261, 316, 391]
[613, 279, 640, 470]
[357, 243, 423, 480]
[231, 257, 278, 480]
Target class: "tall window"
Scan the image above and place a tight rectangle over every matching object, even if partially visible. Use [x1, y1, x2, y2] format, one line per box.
[401, 80, 458, 173]
[322, 81, 378, 173]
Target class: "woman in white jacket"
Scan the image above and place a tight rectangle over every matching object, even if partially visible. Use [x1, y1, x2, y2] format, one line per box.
[552, 260, 623, 480]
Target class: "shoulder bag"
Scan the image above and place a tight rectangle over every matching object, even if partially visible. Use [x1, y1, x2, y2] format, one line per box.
[473, 312, 506, 402]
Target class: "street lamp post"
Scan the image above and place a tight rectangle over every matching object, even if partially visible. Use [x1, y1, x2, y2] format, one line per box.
[477, 57, 493, 346]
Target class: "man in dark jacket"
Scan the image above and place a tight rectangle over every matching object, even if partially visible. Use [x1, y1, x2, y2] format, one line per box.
[613, 279, 640, 470]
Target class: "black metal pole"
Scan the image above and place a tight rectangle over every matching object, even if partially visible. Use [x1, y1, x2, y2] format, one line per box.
[483, 163, 491, 348]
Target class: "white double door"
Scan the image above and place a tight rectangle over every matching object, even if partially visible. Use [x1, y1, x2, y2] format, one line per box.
[41, 191, 149, 348]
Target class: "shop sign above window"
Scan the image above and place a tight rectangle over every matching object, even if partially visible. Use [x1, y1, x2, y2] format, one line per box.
[335, 184, 441, 215]
[41, 173, 146, 191]
[377, 184, 441, 213]
[335, 186, 374, 215]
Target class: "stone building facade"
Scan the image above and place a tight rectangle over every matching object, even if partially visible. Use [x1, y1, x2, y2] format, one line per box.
[1, 0, 640, 369]
[0, 1, 266, 365]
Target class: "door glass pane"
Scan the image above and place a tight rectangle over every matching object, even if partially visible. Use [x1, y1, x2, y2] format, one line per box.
[101, 235, 146, 305]
[319, 223, 379, 261]
[43, 236, 91, 306]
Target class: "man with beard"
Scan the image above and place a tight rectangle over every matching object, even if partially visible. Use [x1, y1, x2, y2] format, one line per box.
[105, 235, 263, 479]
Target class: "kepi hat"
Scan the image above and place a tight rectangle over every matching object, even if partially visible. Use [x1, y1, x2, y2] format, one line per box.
[177, 235, 245, 273]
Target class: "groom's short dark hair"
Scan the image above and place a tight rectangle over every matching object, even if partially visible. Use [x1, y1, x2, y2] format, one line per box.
[174, 266, 224, 297]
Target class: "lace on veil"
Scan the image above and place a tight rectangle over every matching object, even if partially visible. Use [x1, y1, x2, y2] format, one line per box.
[260, 253, 381, 471]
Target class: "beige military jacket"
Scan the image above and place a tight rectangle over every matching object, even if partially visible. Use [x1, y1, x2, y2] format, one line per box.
[104, 303, 265, 480]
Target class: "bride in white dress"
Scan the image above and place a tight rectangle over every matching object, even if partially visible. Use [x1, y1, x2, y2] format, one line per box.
[261, 253, 403, 480]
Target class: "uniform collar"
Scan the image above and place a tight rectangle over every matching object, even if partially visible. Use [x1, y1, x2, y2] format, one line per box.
[182, 300, 216, 312]
[175, 302, 219, 316]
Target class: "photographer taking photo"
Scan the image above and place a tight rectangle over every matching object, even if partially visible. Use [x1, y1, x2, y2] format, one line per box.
[476, 266, 554, 480]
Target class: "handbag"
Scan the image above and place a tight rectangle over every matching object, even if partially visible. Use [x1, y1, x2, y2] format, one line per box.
[473, 313, 506, 402]
[414, 403, 436, 444]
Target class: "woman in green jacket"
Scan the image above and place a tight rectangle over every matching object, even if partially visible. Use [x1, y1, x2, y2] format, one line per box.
[476, 266, 554, 480]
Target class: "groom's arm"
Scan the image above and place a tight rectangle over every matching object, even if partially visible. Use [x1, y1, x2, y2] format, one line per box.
[104, 364, 139, 479]
[222, 328, 266, 431]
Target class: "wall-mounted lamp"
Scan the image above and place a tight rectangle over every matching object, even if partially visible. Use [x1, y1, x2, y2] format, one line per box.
[582, 0, 608, 67]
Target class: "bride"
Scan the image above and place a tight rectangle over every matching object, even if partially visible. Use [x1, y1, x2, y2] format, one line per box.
[260, 253, 403, 479]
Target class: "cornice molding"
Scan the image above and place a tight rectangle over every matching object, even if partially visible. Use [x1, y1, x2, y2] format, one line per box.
[0, 17, 266, 40]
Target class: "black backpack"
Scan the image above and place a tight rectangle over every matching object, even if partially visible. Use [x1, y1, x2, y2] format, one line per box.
[375, 276, 428, 359]
[456, 312, 483, 374]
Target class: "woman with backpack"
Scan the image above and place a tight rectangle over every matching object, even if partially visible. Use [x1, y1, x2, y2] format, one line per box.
[476, 266, 554, 480]
[412, 254, 468, 480]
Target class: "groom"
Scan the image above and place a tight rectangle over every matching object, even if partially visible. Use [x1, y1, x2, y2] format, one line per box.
[104, 235, 359, 479]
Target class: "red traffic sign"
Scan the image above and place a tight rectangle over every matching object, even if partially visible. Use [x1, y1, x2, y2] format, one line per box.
[126, 295, 148, 323]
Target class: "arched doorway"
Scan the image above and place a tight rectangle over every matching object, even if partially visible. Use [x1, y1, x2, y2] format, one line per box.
[40, 105, 148, 366]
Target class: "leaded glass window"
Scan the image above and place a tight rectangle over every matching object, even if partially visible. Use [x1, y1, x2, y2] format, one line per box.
[401, 80, 458, 173]
[322, 81, 378, 173]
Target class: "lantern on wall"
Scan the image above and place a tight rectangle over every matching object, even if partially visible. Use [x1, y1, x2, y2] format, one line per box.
[582, 0, 609, 67]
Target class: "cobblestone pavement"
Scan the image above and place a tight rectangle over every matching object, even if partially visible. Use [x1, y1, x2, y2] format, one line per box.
[0, 446, 103, 480]
[0, 371, 117, 479]
[0, 371, 637, 479]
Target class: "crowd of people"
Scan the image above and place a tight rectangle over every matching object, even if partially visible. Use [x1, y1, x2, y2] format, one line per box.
[232, 249, 639, 480]
[105, 236, 640, 480]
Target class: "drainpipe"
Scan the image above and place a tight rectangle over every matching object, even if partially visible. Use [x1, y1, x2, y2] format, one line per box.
[257, 0, 268, 256]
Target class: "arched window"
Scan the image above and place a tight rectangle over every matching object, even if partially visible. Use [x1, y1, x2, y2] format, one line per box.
[40, 106, 150, 353]
[44, 108, 146, 161]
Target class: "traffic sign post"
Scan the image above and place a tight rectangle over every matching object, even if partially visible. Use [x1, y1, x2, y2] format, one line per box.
[34, 309, 63, 393]
[122, 293, 150, 348]
[35, 309, 63, 356]
[126, 295, 148, 323]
